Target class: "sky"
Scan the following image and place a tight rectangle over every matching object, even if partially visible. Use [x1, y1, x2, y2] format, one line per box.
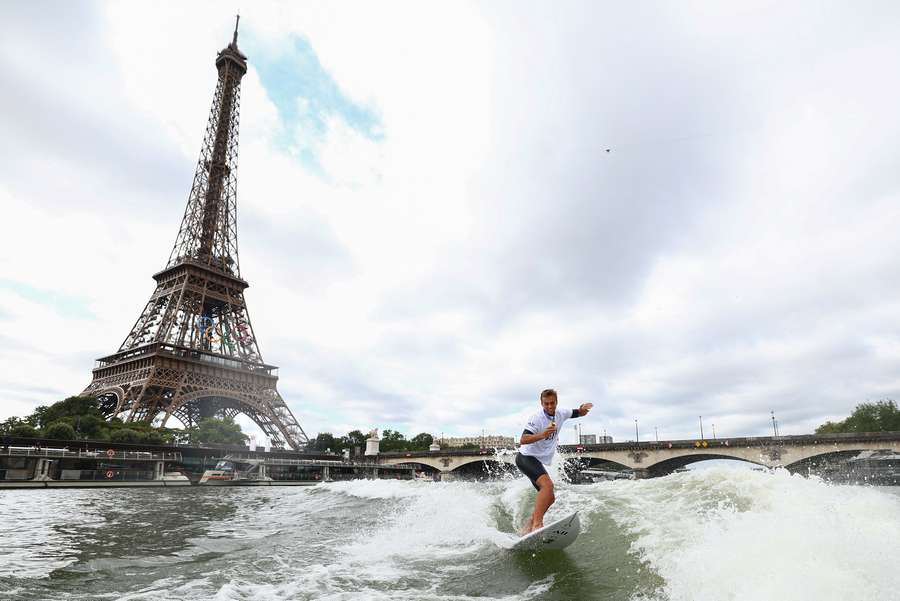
[2, 1, 900, 446]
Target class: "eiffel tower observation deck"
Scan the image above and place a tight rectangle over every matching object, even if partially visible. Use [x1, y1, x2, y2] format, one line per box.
[82, 18, 309, 450]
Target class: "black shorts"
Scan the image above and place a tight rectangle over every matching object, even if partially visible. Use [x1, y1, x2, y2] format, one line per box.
[515, 453, 548, 490]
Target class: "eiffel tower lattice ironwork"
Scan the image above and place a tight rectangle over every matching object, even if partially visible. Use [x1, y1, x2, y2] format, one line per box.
[82, 18, 309, 449]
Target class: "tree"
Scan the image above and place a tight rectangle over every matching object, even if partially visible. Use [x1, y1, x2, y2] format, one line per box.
[409, 433, 434, 451]
[9, 424, 39, 438]
[77, 415, 106, 438]
[0, 416, 26, 435]
[380, 429, 407, 452]
[110, 428, 144, 443]
[44, 422, 77, 440]
[342, 430, 367, 448]
[184, 417, 248, 445]
[26, 405, 48, 428]
[144, 431, 165, 445]
[815, 400, 900, 434]
[311, 432, 339, 452]
[32, 396, 104, 430]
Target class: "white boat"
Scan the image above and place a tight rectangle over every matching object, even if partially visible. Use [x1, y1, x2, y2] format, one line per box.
[199, 457, 272, 485]
[161, 471, 191, 484]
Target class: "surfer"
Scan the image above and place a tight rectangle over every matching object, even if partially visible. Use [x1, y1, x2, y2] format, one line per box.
[515, 389, 593, 534]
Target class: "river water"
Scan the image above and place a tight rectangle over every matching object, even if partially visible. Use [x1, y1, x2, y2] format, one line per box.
[0, 466, 898, 601]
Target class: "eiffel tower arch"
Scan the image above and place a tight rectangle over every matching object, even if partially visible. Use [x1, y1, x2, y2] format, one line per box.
[82, 18, 309, 449]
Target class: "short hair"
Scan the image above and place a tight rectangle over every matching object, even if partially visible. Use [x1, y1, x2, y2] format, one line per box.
[540, 388, 558, 401]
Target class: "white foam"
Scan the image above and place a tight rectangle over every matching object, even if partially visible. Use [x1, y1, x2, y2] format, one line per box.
[602, 467, 900, 601]
[209, 478, 556, 601]
[337, 479, 507, 560]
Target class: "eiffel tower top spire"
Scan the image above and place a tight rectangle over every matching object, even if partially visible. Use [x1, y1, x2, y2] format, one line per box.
[166, 18, 248, 276]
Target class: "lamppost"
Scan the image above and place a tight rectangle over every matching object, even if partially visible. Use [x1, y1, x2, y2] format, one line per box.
[634, 418, 639, 442]
[712, 423, 716, 440]
[699, 415, 704, 440]
[655, 426, 659, 442]
[770, 411, 778, 437]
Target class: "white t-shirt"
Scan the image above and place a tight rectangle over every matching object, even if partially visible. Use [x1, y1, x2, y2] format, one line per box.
[519, 407, 575, 465]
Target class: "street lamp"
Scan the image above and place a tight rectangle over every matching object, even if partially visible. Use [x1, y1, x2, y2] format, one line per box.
[699, 416, 704, 440]
[770, 411, 778, 437]
[634, 418, 639, 442]
[655, 426, 659, 442]
[712, 423, 716, 440]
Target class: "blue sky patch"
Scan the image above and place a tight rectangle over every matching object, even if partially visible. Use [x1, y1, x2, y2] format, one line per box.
[0, 279, 96, 320]
[241, 32, 383, 173]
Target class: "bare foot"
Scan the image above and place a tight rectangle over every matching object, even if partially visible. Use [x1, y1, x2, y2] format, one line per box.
[520, 521, 545, 536]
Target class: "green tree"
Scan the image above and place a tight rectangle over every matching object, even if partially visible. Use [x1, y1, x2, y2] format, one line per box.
[380, 429, 408, 452]
[184, 417, 248, 445]
[109, 428, 144, 443]
[409, 432, 434, 451]
[0, 416, 26, 435]
[77, 415, 106, 438]
[815, 400, 900, 434]
[26, 405, 48, 428]
[44, 421, 77, 440]
[144, 431, 165, 445]
[341, 430, 367, 449]
[9, 424, 39, 438]
[311, 432, 339, 452]
[27, 396, 104, 430]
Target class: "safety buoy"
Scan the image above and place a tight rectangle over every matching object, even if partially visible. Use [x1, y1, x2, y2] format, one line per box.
[106, 449, 115, 458]
[105, 470, 114, 479]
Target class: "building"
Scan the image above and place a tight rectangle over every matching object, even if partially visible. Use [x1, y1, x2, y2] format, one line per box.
[580, 434, 613, 444]
[434, 435, 516, 448]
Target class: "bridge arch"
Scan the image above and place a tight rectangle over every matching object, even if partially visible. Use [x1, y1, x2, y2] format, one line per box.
[447, 455, 511, 470]
[781, 449, 872, 473]
[393, 459, 445, 472]
[644, 454, 764, 477]
[568, 455, 633, 472]
[163, 390, 286, 441]
[395, 461, 442, 474]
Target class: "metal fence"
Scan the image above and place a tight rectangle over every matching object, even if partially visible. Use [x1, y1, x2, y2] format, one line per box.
[1, 447, 181, 461]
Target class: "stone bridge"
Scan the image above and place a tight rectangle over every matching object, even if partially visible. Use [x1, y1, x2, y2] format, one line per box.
[377, 432, 900, 479]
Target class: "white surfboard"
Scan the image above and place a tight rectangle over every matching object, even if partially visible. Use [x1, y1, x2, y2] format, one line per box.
[510, 511, 580, 551]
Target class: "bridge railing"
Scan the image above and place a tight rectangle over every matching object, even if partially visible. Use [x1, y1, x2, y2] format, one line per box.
[1, 446, 182, 461]
[377, 432, 900, 459]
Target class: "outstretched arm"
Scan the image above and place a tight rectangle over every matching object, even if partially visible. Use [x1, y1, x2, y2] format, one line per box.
[573, 402, 594, 418]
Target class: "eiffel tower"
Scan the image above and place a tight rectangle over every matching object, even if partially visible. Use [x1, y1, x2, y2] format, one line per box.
[81, 18, 309, 449]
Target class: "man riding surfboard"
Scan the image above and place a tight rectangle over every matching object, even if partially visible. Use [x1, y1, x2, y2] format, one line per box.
[515, 388, 593, 534]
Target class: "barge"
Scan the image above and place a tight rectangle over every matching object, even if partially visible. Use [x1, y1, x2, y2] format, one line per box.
[0, 445, 190, 488]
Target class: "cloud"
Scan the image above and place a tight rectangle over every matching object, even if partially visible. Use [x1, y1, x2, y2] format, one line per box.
[3, 2, 900, 448]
